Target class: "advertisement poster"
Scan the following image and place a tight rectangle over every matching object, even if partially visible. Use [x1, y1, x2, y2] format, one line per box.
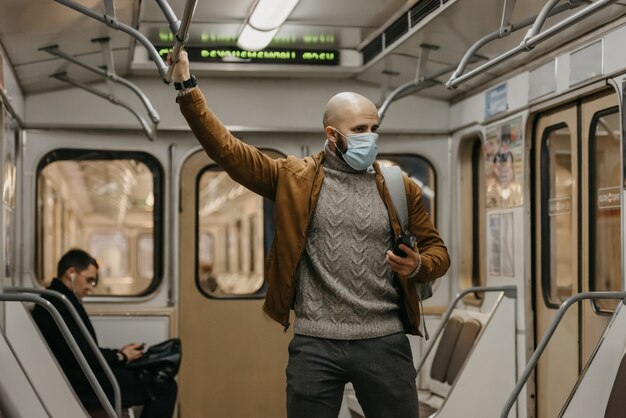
[1, 111, 15, 281]
[488, 214, 501, 276]
[485, 116, 524, 208]
[2, 116, 15, 208]
[500, 212, 514, 277]
[489, 212, 515, 277]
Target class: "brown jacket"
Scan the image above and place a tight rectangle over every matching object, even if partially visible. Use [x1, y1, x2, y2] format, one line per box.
[178, 88, 450, 335]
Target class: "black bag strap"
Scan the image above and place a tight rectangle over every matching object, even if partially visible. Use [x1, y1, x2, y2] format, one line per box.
[381, 166, 409, 235]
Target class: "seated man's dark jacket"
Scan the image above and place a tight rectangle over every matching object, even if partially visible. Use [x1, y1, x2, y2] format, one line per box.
[32, 278, 129, 402]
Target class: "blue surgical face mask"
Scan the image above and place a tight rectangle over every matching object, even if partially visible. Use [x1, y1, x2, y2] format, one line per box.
[332, 129, 379, 171]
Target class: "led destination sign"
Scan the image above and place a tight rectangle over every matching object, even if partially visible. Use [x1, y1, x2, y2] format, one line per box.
[157, 46, 339, 66]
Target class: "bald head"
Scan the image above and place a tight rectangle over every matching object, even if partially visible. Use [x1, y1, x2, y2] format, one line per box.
[323, 92, 378, 128]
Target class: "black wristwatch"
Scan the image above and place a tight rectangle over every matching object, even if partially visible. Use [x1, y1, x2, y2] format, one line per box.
[174, 74, 197, 90]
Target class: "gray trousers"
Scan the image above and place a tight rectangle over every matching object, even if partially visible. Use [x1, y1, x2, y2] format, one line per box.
[286, 333, 419, 418]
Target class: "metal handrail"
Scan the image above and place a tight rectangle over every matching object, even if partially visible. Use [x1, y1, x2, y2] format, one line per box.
[5, 287, 121, 418]
[52, 0, 168, 79]
[164, 0, 198, 83]
[415, 285, 517, 375]
[51, 0, 197, 83]
[40, 45, 160, 125]
[52, 73, 157, 141]
[448, 1, 579, 89]
[499, 291, 626, 418]
[378, 64, 454, 122]
[0, 293, 117, 418]
[155, 0, 181, 36]
[446, 0, 618, 89]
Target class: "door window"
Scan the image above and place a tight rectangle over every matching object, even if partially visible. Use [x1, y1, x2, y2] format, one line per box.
[541, 124, 575, 307]
[589, 108, 622, 312]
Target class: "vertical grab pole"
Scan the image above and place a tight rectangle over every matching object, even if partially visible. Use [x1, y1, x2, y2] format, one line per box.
[164, 0, 198, 84]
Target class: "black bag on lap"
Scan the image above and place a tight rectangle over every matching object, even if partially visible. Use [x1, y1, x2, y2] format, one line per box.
[129, 338, 182, 399]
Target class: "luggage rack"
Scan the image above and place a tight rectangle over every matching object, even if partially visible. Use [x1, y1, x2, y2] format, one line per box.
[446, 0, 618, 89]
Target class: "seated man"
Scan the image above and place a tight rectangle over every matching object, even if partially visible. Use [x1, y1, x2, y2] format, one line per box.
[32, 248, 177, 418]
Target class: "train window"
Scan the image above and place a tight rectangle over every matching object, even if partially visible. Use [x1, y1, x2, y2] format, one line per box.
[459, 135, 485, 303]
[589, 108, 622, 313]
[541, 124, 575, 306]
[378, 154, 436, 225]
[36, 150, 163, 296]
[196, 166, 273, 298]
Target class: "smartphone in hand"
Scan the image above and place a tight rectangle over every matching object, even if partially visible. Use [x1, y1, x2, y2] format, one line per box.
[393, 235, 417, 258]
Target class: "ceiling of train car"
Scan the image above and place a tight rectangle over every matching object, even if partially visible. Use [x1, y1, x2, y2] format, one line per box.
[1, 0, 626, 101]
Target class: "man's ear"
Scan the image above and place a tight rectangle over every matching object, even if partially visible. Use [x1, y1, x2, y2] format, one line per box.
[325, 126, 337, 141]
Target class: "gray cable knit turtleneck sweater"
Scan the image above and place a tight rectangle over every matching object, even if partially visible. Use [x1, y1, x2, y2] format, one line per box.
[293, 144, 404, 339]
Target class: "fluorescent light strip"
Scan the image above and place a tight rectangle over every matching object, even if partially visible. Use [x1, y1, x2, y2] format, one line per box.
[237, 25, 279, 51]
[249, 0, 300, 31]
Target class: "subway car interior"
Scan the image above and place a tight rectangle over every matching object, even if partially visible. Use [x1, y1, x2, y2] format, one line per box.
[2, 0, 626, 417]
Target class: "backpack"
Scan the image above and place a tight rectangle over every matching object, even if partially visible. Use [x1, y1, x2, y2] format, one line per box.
[380, 166, 434, 302]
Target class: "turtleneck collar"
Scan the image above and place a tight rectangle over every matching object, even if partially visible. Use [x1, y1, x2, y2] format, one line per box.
[323, 141, 374, 174]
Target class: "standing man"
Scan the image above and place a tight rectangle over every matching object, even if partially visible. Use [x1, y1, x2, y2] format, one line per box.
[32, 249, 178, 417]
[170, 51, 449, 418]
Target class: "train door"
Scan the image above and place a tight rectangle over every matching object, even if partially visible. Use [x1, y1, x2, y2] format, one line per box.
[533, 90, 621, 418]
[178, 149, 289, 417]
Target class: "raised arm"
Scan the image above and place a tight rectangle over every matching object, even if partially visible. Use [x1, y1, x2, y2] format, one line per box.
[171, 51, 280, 200]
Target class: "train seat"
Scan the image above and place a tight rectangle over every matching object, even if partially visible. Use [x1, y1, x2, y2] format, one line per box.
[604, 349, 626, 418]
[418, 316, 482, 417]
[6, 298, 132, 417]
[0, 323, 50, 418]
[4, 300, 91, 417]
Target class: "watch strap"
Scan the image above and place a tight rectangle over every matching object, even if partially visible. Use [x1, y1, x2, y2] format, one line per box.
[174, 75, 197, 90]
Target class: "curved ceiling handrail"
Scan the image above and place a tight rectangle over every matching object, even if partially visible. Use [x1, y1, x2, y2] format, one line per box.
[52, 73, 157, 141]
[447, 0, 615, 89]
[53, 0, 168, 79]
[379, 43, 450, 122]
[52, 0, 198, 83]
[41, 45, 160, 125]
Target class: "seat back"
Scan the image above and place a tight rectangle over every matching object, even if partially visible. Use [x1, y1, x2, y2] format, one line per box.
[5, 301, 89, 418]
[604, 351, 626, 418]
[446, 318, 482, 385]
[0, 326, 50, 418]
[430, 316, 464, 383]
